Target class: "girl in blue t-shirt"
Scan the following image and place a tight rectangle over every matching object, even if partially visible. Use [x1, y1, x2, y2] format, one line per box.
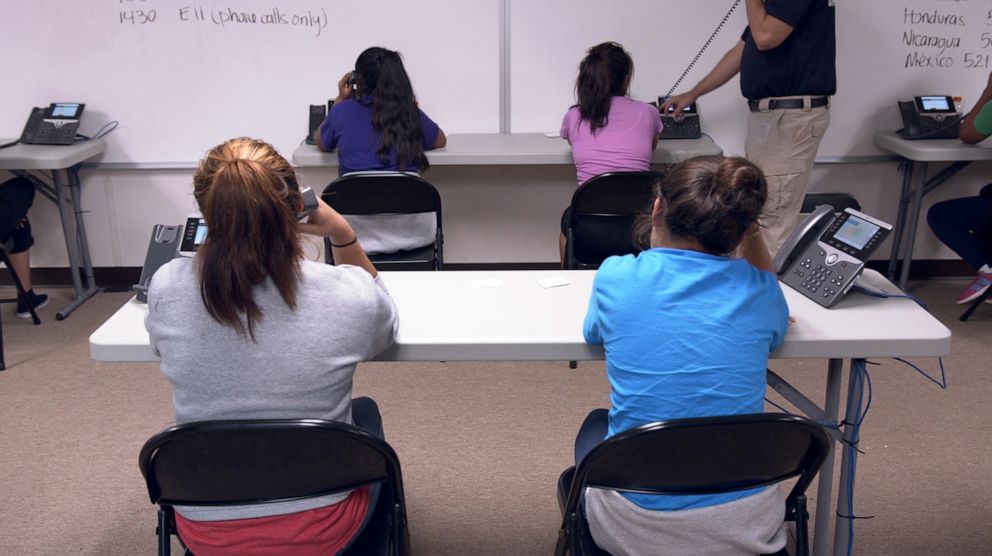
[575, 156, 791, 555]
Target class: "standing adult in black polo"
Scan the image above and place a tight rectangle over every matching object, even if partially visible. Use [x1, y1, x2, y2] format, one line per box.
[663, 0, 835, 255]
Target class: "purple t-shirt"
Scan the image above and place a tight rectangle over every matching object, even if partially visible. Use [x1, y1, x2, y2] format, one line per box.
[320, 97, 441, 175]
[560, 96, 663, 185]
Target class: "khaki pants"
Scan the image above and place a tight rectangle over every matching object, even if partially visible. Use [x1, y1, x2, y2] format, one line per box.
[745, 97, 830, 255]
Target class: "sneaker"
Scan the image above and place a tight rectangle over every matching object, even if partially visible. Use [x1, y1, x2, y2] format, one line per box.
[15, 292, 48, 319]
[957, 272, 992, 305]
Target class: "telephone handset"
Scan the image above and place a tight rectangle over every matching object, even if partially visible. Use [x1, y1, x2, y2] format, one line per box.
[21, 103, 85, 145]
[897, 95, 962, 140]
[658, 0, 741, 140]
[774, 206, 893, 308]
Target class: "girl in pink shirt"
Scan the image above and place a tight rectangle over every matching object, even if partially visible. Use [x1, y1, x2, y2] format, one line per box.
[559, 42, 663, 260]
[560, 42, 662, 186]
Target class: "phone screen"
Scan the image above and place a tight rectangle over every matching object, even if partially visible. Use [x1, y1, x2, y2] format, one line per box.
[665, 103, 696, 115]
[915, 95, 955, 113]
[193, 219, 208, 246]
[179, 216, 207, 254]
[833, 216, 879, 250]
[51, 103, 82, 118]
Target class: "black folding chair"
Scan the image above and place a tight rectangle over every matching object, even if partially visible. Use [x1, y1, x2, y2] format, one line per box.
[556, 413, 831, 556]
[564, 171, 662, 270]
[801, 193, 861, 214]
[321, 172, 443, 270]
[139, 418, 410, 556]
[0, 240, 41, 371]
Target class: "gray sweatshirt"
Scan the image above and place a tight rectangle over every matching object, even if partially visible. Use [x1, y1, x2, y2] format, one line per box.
[145, 257, 398, 521]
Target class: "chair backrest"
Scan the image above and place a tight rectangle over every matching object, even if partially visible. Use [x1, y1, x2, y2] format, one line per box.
[565, 171, 662, 269]
[138, 419, 405, 508]
[801, 192, 861, 214]
[563, 413, 830, 517]
[321, 172, 442, 218]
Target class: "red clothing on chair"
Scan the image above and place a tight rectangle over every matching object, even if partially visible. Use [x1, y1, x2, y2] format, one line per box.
[174, 486, 371, 556]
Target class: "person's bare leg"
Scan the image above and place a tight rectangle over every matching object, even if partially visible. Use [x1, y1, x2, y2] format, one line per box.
[8, 250, 32, 292]
[559, 232, 567, 268]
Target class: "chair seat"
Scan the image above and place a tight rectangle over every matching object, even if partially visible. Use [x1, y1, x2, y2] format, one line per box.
[369, 244, 437, 270]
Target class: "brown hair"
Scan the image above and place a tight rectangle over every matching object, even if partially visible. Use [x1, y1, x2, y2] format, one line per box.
[193, 137, 304, 340]
[635, 156, 768, 255]
[575, 42, 633, 133]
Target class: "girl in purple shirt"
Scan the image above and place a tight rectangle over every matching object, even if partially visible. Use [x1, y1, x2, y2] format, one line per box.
[559, 42, 663, 260]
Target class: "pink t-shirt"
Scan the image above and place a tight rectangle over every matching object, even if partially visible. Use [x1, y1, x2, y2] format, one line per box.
[560, 96, 663, 185]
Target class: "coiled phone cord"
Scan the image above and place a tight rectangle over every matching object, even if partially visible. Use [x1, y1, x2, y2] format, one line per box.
[666, 0, 742, 97]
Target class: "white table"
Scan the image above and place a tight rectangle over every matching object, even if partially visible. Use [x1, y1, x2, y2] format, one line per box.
[0, 138, 106, 319]
[873, 131, 992, 290]
[89, 269, 950, 556]
[292, 133, 722, 168]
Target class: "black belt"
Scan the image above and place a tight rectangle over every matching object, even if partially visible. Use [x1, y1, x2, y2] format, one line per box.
[748, 96, 829, 112]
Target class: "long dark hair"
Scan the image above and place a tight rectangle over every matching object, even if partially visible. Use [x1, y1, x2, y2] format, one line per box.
[634, 156, 768, 254]
[193, 138, 304, 341]
[354, 47, 429, 171]
[575, 42, 633, 133]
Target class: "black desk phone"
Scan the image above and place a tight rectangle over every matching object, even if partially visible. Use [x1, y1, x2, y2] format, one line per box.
[305, 100, 333, 145]
[774, 205, 893, 308]
[21, 103, 85, 145]
[897, 95, 961, 140]
[133, 189, 319, 301]
[658, 99, 702, 140]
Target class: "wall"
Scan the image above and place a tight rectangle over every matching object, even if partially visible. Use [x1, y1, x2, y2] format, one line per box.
[2, 0, 990, 269]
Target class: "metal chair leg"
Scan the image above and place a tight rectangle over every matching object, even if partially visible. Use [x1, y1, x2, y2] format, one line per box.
[960, 285, 992, 321]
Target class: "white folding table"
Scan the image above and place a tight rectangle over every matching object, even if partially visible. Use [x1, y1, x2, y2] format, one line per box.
[0, 138, 106, 319]
[873, 131, 992, 290]
[292, 133, 722, 168]
[89, 269, 950, 556]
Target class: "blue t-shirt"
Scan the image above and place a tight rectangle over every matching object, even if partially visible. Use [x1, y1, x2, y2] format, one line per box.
[583, 248, 789, 511]
[320, 97, 441, 175]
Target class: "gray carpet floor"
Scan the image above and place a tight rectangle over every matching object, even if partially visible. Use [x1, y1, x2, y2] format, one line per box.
[0, 279, 989, 555]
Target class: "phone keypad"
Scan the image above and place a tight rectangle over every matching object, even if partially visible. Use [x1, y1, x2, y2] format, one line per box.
[659, 115, 702, 139]
[30, 121, 78, 145]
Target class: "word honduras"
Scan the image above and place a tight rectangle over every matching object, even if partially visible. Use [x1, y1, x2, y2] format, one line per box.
[181, 5, 329, 37]
[900, 4, 991, 70]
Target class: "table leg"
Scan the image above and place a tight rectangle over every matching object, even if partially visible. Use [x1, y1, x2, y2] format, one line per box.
[55, 166, 101, 320]
[812, 358, 843, 556]
[887, 160, 913, 282]
[832, 360, 867, 556]
[51, 170, 84, 298]
[898, 162, 928, 291]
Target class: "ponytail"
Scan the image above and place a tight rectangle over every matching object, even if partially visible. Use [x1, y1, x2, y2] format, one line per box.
[575, 42, 633, 133]
[193, 138, 303, 340]
[355, 47, 429, 171]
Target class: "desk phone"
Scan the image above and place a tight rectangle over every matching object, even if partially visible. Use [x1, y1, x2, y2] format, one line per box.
[133, 189, 318, 301]
[658, 99, 702, 140]
[20, 103, 85, 145]
[775, 206, 893, 308]
[897, 95, 961, 140]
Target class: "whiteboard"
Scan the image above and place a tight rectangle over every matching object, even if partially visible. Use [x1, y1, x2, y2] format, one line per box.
[0, 0, 501, 163]
[510, 0, 992, 157]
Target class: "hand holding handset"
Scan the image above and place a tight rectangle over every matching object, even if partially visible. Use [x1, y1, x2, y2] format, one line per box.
[897, 95, 962, 140]
[20, 103, 85, 145]
[774, 206, 893, 308]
